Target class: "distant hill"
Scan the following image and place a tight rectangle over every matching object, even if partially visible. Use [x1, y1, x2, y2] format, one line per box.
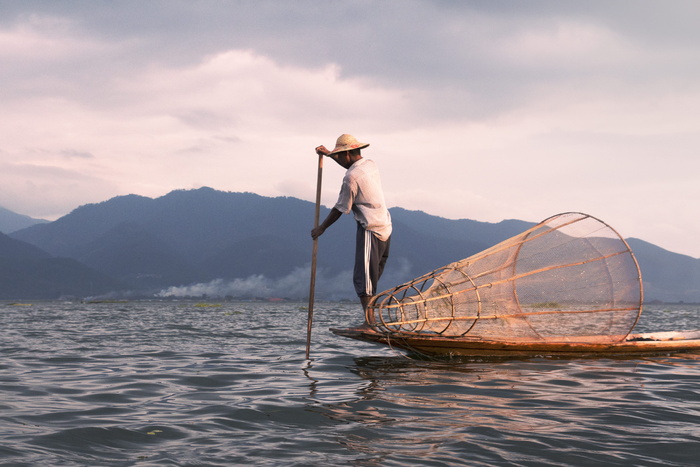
[9, 188, 533, 299]
[0, 232, 123, 299]
[627, 238, 700, 303]
[12, 189, 321, 289]
[9, 187, 700, 302]
[0, 206, 48, 233]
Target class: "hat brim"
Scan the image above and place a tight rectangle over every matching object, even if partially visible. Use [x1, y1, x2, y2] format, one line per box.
[328, 142, 369, 156]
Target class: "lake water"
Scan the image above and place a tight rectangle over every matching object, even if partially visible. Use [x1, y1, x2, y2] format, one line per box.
[1, 301, 699, 466]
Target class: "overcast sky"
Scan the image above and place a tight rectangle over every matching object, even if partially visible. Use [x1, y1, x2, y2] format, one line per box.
[1, 1, 699, 257]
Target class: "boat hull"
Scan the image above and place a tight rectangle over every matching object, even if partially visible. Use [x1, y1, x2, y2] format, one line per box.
[330, 328, 700, 357]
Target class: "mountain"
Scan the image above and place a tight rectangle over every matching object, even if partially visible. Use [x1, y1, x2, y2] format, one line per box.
[10, 188, 533, 298]
[389, 207, 532, 274]
[0, 232, 123, 299]
[12, 189, 320, 288]
[9, 187, 700, 302]
[0, 206, 48, 234]
[627, 238, 700, 303]
[77, 222, 203, 289]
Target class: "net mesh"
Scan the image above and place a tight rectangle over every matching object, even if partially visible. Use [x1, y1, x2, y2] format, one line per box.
[367, 212, 643, 343]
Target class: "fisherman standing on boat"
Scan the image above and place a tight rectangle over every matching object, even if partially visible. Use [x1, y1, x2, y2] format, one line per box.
[311, 134, 392, 324]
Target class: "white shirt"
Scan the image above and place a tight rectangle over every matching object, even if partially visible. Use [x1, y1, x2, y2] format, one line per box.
[334, 158, 392, 241]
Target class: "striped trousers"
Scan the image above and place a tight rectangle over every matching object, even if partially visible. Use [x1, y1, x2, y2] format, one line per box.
[353, 222, 391, 298]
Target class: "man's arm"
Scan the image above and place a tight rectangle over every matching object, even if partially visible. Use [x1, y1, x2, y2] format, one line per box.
[311, 208, 342, 240]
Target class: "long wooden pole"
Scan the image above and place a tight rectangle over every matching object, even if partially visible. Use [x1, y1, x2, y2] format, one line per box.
[306, 152, 323, 359]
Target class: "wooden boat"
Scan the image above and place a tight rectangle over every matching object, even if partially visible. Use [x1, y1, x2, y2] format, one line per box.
[331, 328, 700, 357]
[332, 213, 700, 358]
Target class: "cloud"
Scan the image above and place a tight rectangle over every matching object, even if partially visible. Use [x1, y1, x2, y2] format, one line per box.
[1, 42, 414, 206]
[0, 161, 118, 219]
[1, 1, 700, 258]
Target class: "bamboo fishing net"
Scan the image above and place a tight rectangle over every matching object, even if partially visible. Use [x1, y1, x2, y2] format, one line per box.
[367, 212, 643, 343]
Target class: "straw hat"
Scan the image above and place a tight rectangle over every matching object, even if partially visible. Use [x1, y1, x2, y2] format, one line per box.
[328, 134, 369, 155]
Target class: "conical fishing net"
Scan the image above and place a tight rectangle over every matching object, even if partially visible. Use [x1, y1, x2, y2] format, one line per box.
[367, 212, 643, 343]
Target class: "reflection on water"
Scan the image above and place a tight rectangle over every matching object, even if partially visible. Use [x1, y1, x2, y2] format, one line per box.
[0, 301, 698, 466]
[314, 352, 700, 466]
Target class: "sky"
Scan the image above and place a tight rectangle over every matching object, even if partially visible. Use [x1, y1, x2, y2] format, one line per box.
[1, 0, 699, 258]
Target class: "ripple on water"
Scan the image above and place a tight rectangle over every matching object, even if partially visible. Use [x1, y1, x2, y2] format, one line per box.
[0, 301, 698, 466]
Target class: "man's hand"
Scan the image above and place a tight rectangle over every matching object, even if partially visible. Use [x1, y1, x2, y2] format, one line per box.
[315, 145, 329, 156]
[311, 225, 325, 240]
[311, 208, 342, 240]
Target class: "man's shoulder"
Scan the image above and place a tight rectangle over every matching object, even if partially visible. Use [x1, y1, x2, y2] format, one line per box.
[347, 158, 377, 175]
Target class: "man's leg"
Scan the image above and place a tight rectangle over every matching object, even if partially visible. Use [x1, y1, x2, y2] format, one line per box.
[353, 223, 373, 327]
[360, 295, 371, 314]
[354, 224, 390, 327]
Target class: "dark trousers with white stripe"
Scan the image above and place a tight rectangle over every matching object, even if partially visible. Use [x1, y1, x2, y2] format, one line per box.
[353, 222, 391, 298]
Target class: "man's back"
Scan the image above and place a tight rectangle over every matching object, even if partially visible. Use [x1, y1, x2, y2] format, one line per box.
[338, 158, 392, 241]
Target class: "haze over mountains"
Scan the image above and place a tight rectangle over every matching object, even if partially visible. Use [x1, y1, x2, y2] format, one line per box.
[0, 206, 47, 234]
[2, 187, 699, 302]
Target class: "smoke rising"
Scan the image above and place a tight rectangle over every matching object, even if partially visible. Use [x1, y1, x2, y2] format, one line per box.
[157, 257, 413, 301]
[157, 266, 352, 300]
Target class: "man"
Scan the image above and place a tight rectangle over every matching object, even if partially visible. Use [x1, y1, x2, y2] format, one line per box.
[311, 134, 392, 324]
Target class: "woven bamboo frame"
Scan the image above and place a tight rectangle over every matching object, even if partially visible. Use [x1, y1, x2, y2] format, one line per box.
[367, 212, 643, 344]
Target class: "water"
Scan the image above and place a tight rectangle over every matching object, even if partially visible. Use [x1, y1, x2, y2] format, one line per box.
[1, 301, 699, 466]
